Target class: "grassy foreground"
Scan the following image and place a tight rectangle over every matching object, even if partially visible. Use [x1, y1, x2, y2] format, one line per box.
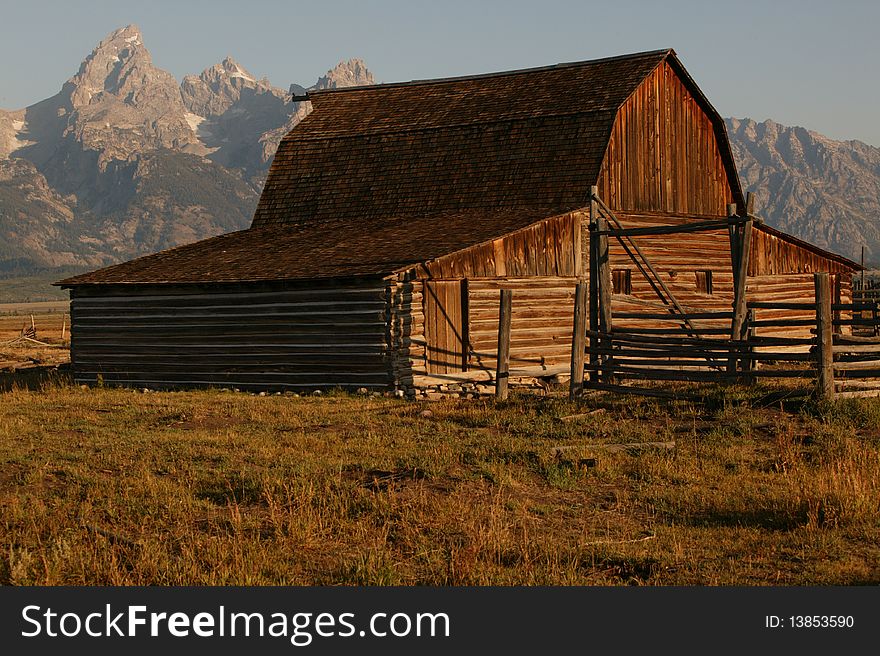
[1, 383, 879, 585]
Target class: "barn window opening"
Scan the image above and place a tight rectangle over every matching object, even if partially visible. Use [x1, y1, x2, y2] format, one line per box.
[612, 269, 632, 295]
[695, 270, 713, 295]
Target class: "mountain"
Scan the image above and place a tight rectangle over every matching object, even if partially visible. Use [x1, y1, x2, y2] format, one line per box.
[0, 25, 374, 276]
[726, 118, 880, 265]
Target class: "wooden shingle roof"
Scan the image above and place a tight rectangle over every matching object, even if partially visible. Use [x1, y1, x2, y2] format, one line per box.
[57, 208, 566, 285]
[251, 49, 672, 227]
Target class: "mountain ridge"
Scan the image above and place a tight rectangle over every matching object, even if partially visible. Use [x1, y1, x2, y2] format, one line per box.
[726, 117, 880, 265]
[0, 26, 373, 276]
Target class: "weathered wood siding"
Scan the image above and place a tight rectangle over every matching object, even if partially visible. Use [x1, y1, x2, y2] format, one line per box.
[466, 278, 577, 372]
[398, 213, 583, 380]
[597, 60, 738, 216]
[424, 280, 466, 373]
[609, 213, 734, 334]
[417, 212, 581, 279]
[70, 280, 393, 390]
[749, 227, 855, 276]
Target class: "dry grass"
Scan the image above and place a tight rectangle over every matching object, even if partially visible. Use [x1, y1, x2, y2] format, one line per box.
[0, 309, 70, 377]
[1, 381, 879, 585]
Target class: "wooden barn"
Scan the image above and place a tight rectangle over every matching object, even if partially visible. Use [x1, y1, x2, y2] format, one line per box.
[56, 49, 859, 395]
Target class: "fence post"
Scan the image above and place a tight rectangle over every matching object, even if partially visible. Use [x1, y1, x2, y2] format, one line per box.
[588, 188, 600, 382]
[569, 281, 588, 400]
[744, 308, 756, 385]
[815, 272, 834, 400]
[726, 203, 740, 284]
[730, 215, 753, 373]
[596, 215, 613, 382]
[495, 289, 512, 400]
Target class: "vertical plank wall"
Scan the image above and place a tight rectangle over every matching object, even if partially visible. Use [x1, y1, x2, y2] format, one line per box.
[424, 280, 465, 373]
[596, 60, 738, 217]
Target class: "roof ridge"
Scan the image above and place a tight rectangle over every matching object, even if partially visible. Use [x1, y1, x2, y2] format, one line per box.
[281, 107, 617, 143]
[307, 48, 673, 96]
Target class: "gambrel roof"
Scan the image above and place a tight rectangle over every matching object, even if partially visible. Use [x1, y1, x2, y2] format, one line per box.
[252, 49, 678, 227]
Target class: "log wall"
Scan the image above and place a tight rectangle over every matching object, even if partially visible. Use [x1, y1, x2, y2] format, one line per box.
[466, 278, 577, 372]
[70, 280, 394, 391]
[747, 273, 853, 340]
[608, 212, 734, 333]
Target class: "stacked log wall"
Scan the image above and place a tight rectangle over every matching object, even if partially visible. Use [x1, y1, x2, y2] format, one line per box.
[747, 274, 853, 340]
[70, 280, 393, 391]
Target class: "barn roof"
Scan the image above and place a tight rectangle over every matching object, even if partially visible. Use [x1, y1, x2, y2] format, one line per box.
[57, 48, 858, 287]
[251, 49, 674, 228]
[56, 207, 565, 285]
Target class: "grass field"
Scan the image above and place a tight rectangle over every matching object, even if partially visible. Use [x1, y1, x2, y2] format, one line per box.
[1, 381, 878, 585]
[0, 270, 84, 304]
[0, 309, 71, 380]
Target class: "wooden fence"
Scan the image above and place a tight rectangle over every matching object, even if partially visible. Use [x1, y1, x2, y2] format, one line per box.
[490, 189, 880, 402]
[559, 272, 880, 400]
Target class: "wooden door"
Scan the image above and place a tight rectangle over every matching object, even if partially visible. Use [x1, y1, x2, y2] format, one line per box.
[424, 280, 467, 373]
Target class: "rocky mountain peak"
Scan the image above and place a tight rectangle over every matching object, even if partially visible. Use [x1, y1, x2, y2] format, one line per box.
[0, 27, 384, 277]
[66, 24, 154, 106]
[181, 56, 269, 118]
[45, 24, 199, 164]
[314, 59, 374, 90]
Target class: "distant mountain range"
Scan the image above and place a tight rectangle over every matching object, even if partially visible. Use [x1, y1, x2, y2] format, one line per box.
[726, 117, 880, 265]
[0, 25, 877, 280]
[0, 25, 372, 275]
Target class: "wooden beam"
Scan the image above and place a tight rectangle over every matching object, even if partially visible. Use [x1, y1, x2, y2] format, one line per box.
[573, 214, 582, 277]
[588, 186, 600, 382]
[727, 203, 740, 284]
[729, 215, 753, 373]
[596, 215, 613, 383]
[598, 217, 746, 238]
[460, 279, 470, 372]
[550, 441, 676, 457]
[569, 281, 588, 400]
[815, 272, 834, 400]
[495, 289, 512, 400]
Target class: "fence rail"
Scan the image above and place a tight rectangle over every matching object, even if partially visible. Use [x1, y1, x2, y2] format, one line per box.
[570, 272, 880, 400]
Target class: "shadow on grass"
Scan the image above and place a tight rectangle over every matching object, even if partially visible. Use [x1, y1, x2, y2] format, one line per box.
[194, 473, 267, 506]
[672, 508, 806, 531]
[0, 364, 71, 391]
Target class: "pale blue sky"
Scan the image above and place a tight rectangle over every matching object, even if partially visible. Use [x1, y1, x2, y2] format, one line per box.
[1, 0, 878, 145]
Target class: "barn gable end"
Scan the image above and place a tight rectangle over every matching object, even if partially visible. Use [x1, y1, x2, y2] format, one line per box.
[597, 58, 742, 216]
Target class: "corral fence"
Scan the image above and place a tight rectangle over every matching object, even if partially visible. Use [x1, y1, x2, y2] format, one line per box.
[490, 187, 880, 402]
[568, 273, 880, 400]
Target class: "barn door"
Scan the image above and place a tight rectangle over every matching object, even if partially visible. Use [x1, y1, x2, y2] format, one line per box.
[424, 280, 468, 373]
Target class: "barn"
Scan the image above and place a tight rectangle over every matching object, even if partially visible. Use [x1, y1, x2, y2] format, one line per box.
[56, 49, 859, 395]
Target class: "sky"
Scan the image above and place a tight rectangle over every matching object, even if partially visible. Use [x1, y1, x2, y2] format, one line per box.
[1, 0, 878, 146]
